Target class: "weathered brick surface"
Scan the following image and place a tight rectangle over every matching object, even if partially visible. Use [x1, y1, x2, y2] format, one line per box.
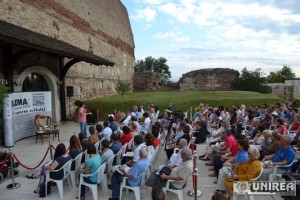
[133, 72, 165, 91]
[268, 80, 300, 101]
[179, 68, 239, 91]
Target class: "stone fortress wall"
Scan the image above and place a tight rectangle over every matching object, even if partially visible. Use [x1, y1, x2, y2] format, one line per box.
[179, 68, 240, 91]
[0, 0, 135, 118]
[268, 80, 300, 102]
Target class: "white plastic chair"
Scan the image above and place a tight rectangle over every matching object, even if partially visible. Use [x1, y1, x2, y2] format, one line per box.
[119, 171, 147, 200]
[102, 155, 115, 190]
[163, 179, 187, 200]
[94, 141, 100, 152]
[115, 143, 127, 166]
[269, 159, 295, 181]
[127, 138, 134, 150]
[70, 152, 83, 188]
[45, 159, 72, 199]
[79, 162, 107, 200]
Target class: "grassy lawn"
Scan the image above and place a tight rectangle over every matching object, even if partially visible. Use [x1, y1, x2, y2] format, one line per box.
[85, 90, 280, 119]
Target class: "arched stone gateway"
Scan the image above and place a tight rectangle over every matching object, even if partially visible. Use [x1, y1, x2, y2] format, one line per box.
[14, 66, 60, 122]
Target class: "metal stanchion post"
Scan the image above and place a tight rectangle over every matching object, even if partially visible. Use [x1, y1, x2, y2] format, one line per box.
[49, 140, 53, 160]
[74, 131, 76, 135]
[187, 150, 202, 198]
[7, 148, 21, 190]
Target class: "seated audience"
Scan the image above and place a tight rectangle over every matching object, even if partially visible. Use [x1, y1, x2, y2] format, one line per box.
[88, 126, 99, 145]
[126, 135, 146, 167]
[78, 144, 101, 200]
[141, 147, 193, 191]
[119, 126, 132, 147]
[102, 121, 113, 139]
[225, 147, 261, 200]
[261, 135, 295, 181]
[151, 127, 161, 148]
[109, 146, 150, 200]
[69, 135, 82, 170]
[100, 139, 114, 164]
[193, 120, 207, 144]
[166, 125, 190, 160]
[276, 118, 288, 135]
[110, 133, 122, 154]
[95, 124, 103, 140]
[214, 139, 249, 194]
[259, 131, 281, 159]
[145, 133, 155, 157]
[108, 116, 118, 133]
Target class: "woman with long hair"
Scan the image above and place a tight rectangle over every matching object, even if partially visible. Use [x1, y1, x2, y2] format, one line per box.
[69, 135, 82, 170]
[29, 143, 71, 194]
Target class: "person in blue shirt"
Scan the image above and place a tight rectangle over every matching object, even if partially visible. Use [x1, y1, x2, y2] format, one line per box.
[261, 135, 295, 180]
[110, 133, 122, 154]
[78, 144, 101, 200]
[214, 138, 249, 194]
[109, 146, 150, 200]
[108, 116, 118, 133]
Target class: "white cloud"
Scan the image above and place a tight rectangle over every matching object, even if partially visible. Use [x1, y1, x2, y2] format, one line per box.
[154, 30, 189, 42]
[132, 6, 156, 22]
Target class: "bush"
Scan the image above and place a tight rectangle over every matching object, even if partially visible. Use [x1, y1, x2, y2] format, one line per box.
[292, 98, 300, 108]
[74, 100, 82, 107]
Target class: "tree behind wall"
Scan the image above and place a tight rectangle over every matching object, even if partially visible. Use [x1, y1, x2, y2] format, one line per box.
[233, 68, 271, 94]
[134, 56, 171, 80]
[115, 80, 131, 109]
[267, 65, 297, 83]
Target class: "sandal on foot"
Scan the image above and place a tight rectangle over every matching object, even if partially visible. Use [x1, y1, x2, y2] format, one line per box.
[205, 162, 214, 166]
[199, 157, 209, 161]
[208, 168, 215, 171]
[26, 175, 34, 179]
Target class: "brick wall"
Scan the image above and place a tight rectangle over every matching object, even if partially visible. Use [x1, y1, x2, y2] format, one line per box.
[0, 0, 135, 118]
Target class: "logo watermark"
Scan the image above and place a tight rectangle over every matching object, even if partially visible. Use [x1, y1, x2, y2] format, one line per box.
[234, 181, 296, 196]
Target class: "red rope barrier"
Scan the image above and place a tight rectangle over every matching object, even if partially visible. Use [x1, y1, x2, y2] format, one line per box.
[51, 145, 56, 151]
[13, 147, 50, 170]
[0, 155, 9, 171]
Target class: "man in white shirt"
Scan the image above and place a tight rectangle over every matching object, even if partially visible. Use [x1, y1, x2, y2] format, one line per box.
[169, 138, 188, 168]
[103, 121, 112, 138]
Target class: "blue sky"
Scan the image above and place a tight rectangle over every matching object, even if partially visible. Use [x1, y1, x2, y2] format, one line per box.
[121, 0, 300, 82]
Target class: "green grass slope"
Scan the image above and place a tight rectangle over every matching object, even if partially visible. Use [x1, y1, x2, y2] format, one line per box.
[85, 91, 280, 119]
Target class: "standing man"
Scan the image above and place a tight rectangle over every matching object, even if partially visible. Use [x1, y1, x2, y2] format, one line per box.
[78, 102, 90, 137]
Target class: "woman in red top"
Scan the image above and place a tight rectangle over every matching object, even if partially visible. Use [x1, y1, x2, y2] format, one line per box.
[276, 118, 288, 135]
[290, 114, 300, 132]
[119, 126, 132, 146]
[151, 127, 160, 148]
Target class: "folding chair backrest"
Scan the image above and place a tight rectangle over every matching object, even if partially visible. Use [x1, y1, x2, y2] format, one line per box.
[84, 149, 89, 163]
[115, 148, 123, 166]
[251, 163, 263, 181]
[127, 139, 133, 150]
[73, 152, 83, 171]
[106, 155, 115, 174]
[62, 159, 72, 179]
[94, 141, 100, 152]
[97, 162, 107, 184]
[121, 143, 128, 156]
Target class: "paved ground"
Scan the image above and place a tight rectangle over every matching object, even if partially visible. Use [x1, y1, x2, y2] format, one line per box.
[0, 122, 285, 200]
